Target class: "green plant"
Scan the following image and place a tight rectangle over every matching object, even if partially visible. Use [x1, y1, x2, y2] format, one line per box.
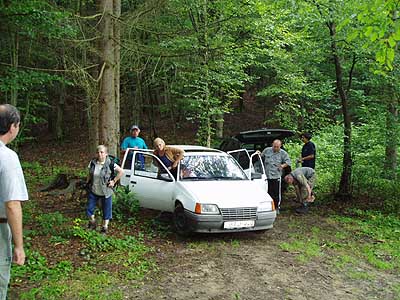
[112, 186, 140, 221]
[12, 247, 73, 282]
[72, 218, 152, 252]
[331, 210, 400, 270]
[20, 285, 68, 300]
[36, 212, 71, 236]
[280, 239, 323, 263]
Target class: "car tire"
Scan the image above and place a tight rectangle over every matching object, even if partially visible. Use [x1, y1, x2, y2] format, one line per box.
[173, 203, 191, 236]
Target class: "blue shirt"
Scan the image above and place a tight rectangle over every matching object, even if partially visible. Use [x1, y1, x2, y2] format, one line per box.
[121, 136, 148, 150]
[159, 155, 172, 168]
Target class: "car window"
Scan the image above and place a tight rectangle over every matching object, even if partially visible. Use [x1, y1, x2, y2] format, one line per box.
[251, 154, 264, 174]
[228, 151, 250, 170]
[123, 148, 135, 170]
[179, 155, 247, 180]
[133, 153, 172, 180]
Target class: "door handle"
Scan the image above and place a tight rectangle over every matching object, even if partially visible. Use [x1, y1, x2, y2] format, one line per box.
[130, 181, 137, 184]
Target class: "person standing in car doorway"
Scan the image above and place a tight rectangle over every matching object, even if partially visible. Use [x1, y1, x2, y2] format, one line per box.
[260, 139, 291, 212]
[298, 132, 316, 169]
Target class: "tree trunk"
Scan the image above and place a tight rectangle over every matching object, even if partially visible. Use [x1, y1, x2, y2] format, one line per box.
[56, 81, 65, 141]
[10, 32, 19, 106]
[114, 0, 121, 151]
[215, 112, 224, 139]
[203, 0, 211, 147]
[328, 21, 353, 200]
[97, 0, 119, 157]
[384, 100, 398, 179]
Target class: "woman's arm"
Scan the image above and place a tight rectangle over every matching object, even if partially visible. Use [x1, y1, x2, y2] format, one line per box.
[169, 147, 185, 169]
[108, 164, 124, 187]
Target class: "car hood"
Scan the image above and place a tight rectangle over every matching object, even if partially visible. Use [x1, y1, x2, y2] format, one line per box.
[179, 180, 271, 208]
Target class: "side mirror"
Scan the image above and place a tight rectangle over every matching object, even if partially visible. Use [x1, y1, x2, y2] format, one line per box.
[251, 172, 262, 180]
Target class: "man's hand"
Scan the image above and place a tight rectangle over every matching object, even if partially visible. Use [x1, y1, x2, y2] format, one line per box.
[13, 246, 25, 265]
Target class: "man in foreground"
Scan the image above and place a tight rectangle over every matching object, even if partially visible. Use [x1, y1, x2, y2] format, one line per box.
[0, 104, 29, 300]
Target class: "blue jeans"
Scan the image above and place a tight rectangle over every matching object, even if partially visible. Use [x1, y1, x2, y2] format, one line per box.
[0, 224, 12, 300]
[86, 192, 112, 220]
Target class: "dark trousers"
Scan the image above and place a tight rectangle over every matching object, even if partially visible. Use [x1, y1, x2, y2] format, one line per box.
[267, 178, 282, 209]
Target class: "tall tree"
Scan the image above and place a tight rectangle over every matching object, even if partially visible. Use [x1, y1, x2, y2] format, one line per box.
[96, 0, 121, 156]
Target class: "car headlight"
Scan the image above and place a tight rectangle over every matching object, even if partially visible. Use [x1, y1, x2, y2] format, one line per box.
[257, 201, 273, 212]
[195, 203, 220, 214]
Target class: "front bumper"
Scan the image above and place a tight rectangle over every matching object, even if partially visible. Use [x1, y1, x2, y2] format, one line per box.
[185, 210, 276, 233]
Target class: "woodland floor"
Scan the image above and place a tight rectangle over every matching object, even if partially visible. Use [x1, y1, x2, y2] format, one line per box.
[9, 131, 399, 300]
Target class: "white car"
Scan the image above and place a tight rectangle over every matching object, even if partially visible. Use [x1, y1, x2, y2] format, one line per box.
[120, 146, 276, 235]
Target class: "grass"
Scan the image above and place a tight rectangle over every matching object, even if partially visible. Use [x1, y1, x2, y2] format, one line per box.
[12, 163, 158, 299]
[331, 209, 400, 271]
[278, 208, 400, 291]
[279, 224, 325, 263]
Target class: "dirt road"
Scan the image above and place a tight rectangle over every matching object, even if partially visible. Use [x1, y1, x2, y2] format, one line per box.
[124, 210, 398, 300]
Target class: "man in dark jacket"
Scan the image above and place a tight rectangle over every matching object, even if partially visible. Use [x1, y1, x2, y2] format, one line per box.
[298, 132, 316, 169]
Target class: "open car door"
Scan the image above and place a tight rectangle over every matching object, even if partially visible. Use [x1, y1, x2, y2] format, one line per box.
[250, 152, 268, 193]
[228, 149, 251, 177]
[122, 149, 176, 212]
[228, 149, 268, 192]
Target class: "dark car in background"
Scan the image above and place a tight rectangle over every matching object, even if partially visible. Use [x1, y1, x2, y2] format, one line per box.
[219, 128, 295, 154]
[220, 128, 295, 187]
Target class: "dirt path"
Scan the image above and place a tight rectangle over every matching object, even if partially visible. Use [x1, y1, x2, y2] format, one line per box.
[123, 210, 398, 300]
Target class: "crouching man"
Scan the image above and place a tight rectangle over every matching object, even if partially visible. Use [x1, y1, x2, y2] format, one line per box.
[284, 167, 316, 214]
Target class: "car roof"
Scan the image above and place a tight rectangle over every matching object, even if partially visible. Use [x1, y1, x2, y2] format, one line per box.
[171, 145, 223, 153]
[125, 145, 224, 154]
[235, 128, 295, 143]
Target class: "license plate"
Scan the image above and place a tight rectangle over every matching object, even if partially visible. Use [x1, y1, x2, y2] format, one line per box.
[224, 220, 255, 229]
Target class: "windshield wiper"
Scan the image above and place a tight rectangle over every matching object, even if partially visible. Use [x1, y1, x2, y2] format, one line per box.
[181, 176, 211, 181]
[211, 176, 245, 180]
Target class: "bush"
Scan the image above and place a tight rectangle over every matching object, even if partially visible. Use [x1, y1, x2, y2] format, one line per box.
[285, 123, 400, 213]
[112, 186, 140, 221]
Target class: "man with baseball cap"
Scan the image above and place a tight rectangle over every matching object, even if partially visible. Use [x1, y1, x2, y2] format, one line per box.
[120, 125, 148, 155]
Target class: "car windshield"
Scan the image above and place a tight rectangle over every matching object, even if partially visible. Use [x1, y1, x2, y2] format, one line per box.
[179, 154, 247, 181]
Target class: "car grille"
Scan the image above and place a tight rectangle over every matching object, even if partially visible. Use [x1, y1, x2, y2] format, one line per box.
[220, 207, 257, 221]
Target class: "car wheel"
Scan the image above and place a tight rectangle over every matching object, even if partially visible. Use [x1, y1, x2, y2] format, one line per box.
[173, 203, 191, 236]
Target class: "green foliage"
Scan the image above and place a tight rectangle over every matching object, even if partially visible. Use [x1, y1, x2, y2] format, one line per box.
[72, 218, 147, 253]
[20, 284, 68, 300]
[344, 0, 400, 70]
[332, 209, 400, 270]
[285, 120, 400, 212]
[35, 212, 72, 237]
[12, 248, 73, 282]
[112, 186, 140, 221]
[279, 229, 324, 263]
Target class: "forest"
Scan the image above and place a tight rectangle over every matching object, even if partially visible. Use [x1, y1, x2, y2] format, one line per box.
[1, 0, 399, 299]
